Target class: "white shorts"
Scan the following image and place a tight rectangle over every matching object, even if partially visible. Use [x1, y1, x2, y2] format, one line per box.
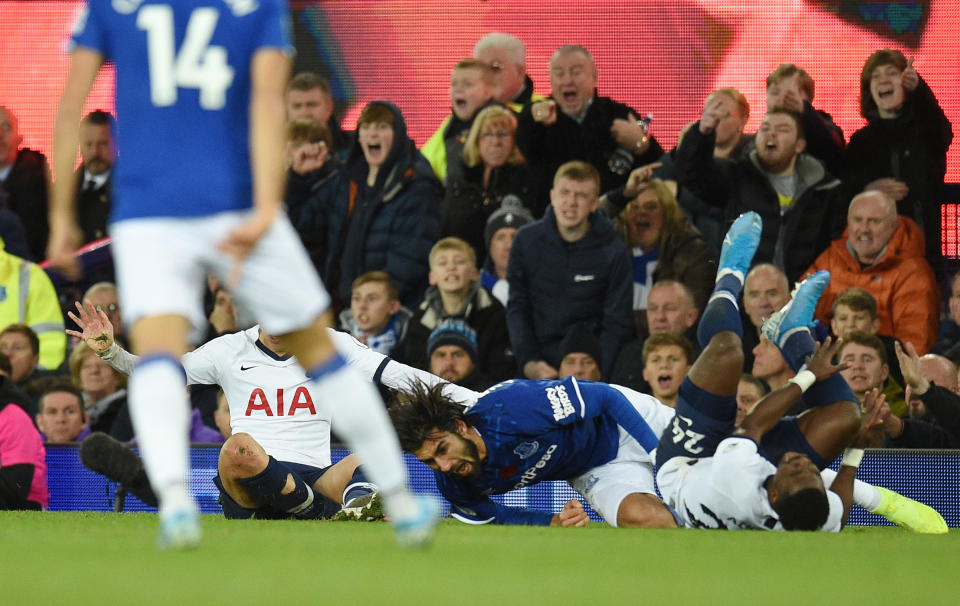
[110, 211, 329, 340]
[567, 386, 663, 527]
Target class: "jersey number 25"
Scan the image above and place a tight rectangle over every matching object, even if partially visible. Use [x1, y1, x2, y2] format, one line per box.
[137, 5, 235, 110]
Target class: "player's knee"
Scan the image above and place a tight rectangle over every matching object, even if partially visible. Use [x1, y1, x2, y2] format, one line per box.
[835, 400, 862, 442]
[616, 494, 678, 529]
[220, 433, 267, 476]
[708, 332, 743, 365]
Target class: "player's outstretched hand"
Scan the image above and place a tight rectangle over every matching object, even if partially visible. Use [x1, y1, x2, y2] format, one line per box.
[66, 299, 115, 354]
[804, 336, 847, 382]
[551, 499, 589, 527]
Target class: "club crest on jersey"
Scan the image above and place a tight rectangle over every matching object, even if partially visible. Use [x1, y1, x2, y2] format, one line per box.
[245, 387, 316, 417]
[546, 385, 575, 421]
[513, 441, 540, 460]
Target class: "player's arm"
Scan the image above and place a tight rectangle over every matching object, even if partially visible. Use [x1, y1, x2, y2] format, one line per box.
[826, 389, 885, 528]
[70, 297, 218, 384]
[218, 48, 290, 263]
[327, 328, 480, 406]
[248, 48, 288, 221]
[570, 379, 660, 453]
[438, 475, 558, 526]
[67, 299, 138, 373]
[447, 497, 564, 527]
[48, 47, 103, 274]
[737, 337, 846, 442]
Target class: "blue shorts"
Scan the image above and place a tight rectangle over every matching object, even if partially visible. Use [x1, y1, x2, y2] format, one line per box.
[760, 417, 830, 469]
[653, 378, 828, 470]
[214, 461, 341, 520]
[656, 377, 736, 468]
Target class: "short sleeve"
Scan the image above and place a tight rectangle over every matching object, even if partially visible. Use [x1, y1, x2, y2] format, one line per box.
[253, 0, 294, 56]
[821, 490, 844, 532]
[69, 4, 108, 57]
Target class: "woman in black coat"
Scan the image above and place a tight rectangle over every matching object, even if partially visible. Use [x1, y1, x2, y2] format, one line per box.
[441, 105, 541, 261]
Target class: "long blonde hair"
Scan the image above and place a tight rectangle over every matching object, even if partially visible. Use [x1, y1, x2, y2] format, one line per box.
[462, 106, 525, 168]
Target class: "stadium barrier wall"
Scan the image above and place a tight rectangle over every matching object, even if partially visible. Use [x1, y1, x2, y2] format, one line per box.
[45, 446, 959, 527]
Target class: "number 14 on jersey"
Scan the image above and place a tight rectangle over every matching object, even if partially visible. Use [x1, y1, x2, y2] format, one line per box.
[136, 5, 235, 110]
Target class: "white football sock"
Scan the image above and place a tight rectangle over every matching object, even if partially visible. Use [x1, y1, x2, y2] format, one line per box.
[820, 468, 883, 511]
[309, 358, 415, 519]
[128, 356, 194, 515]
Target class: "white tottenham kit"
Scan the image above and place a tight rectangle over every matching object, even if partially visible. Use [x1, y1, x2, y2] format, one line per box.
[101, 326, 479, 468]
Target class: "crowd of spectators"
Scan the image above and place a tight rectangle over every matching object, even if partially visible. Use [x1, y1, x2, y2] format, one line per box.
[0, 33, 956, 513]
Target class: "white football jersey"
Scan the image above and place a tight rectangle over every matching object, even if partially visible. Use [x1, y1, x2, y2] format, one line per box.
[656, 437, 842, 531]
[100, 326, 480, 468]
[184, 327, 333, 467]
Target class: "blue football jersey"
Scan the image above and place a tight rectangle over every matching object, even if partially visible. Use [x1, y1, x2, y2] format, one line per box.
[436, 377, 661, 525]
[70, 0, 293, 222]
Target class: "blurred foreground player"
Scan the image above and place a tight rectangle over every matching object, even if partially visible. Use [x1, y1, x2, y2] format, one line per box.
[49, 0, 435, 548]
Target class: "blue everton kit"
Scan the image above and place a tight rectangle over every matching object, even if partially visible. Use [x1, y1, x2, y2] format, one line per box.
[70, 0, 293, 221]
[435, 377, 662, 525]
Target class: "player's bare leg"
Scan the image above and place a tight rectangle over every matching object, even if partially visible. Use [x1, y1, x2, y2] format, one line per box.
[796, 402, 860, 463]
[219, 433, 359, 518]
[313, 454, 364, 505]
[278, 314, 438, 546]
[128, 314, 199, 549]
[617, 493, 678, 528]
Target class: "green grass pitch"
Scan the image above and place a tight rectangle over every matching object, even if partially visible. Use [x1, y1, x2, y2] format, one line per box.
[1, 512, 958, 605]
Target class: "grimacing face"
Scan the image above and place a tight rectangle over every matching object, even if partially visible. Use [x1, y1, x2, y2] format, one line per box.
[550, 176, 598, 234]
[414, 423, 482, 479]
[847, 194, 897, 263]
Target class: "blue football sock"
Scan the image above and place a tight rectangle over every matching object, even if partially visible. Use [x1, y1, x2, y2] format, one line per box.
[780, 328, 817, 372]
[714, 271, 744, 296]
[237, 456, 322, 518]
[342, 465, 378, 504]
[801, 373, 858, 409]
[698, 294, 742, 347]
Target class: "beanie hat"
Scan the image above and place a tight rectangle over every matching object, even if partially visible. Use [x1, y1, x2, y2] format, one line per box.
[427, 318, 479, 363]
[484, 196, 534, 249]
[558, 323, 602, 367]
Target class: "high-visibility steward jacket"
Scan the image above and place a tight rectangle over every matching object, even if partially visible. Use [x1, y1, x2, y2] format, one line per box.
[0, 246, 66, 370]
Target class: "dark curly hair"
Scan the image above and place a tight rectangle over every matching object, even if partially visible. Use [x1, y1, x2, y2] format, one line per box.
[774, 487, 829, 530]
[388, 380, 469, 453]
